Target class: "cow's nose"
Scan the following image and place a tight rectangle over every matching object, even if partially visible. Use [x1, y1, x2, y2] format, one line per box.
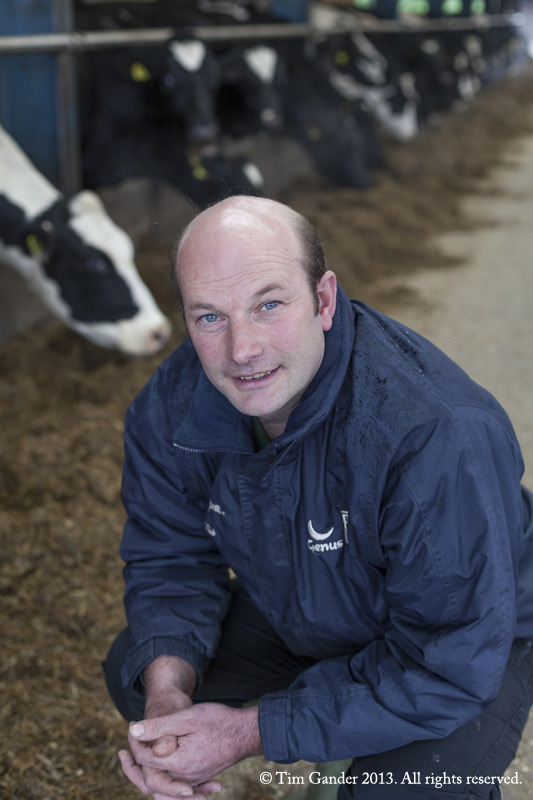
[148, 320, 172, 353]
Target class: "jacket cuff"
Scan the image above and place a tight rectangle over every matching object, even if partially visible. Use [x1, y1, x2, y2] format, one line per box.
[259, 693, 292, 763]
[120, 636, 210, 690]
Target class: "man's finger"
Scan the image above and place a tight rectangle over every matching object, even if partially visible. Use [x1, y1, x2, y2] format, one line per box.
[197, 780, 223, 795]
[166, 776, 222, 795]
[119, 749, 198, 798]
[141, 765, 197, 797]
[118, 749, 151, 794]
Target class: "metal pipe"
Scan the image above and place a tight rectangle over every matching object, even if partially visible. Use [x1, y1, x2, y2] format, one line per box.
[0, 29, 175, 55]
[0, 15, 524, 55]
[318, 12, 526, 34]
[0, 24, 309, 54]
[54, 0, 83, 195]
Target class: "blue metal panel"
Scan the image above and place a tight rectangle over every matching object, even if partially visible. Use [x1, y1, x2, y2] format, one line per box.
[0, 1, 59, 184]
[270, 0, 310, 22]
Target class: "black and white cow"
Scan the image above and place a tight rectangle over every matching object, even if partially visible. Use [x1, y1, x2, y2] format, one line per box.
[278, 44, 383, 190]
[76, 0, 283, 143]
[79, 39, 221, 149]
[76, 0, 222, 146]
[0, 125, 171, 355]
[388, 32, 486, 125]
[77, 41, 263, 204]
[477, 26, 529, 86]
[163, 38, 221, 144]
[81, 115, 264, 206]
[215, 43, 285, 138]
[314, 30, 420, 142]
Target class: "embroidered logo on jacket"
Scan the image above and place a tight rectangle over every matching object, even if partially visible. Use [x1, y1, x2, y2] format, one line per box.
[307, 521, 334, 541]
[208, 499, 225, 516]
[307, 515, 347, 554]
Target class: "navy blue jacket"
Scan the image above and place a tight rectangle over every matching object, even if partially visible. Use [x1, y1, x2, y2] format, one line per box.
[120, 288, 533, 763]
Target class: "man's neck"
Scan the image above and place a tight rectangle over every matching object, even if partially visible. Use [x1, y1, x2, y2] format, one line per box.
[259, 418, 285, 441]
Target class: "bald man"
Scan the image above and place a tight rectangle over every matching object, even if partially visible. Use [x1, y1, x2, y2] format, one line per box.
[105, 197, 533, 800]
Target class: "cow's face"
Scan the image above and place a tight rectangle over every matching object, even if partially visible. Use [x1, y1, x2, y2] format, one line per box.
[0, 124, 171, 355]
[162, 39, 220, 143]
[5, 192, 171, 355]
[59, 192, 171, 354]
[31, 198, 137, 325]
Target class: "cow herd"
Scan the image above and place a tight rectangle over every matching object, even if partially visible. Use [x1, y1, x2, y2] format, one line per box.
[76, 0, 529, 195]
[0, 0, 529, 352]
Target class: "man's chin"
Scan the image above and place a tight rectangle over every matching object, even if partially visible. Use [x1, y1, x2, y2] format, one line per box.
[225, 389, 281, 421]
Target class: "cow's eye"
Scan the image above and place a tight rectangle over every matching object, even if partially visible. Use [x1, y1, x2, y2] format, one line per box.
[86, 255, 109, 274]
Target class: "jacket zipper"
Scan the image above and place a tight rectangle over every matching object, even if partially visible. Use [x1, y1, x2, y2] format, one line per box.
[172, 441, 252, 456]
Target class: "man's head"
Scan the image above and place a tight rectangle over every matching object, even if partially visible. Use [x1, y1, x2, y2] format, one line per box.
[170, 197, 328, 313]
[170, 196, 337, 437]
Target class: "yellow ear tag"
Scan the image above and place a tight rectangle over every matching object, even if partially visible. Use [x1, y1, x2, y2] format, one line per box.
[334, 50, 350, 67]
[307, 125, 322, 141]
[26, 234, 43, 255]
[188, 153, 210, 181]
[131, 61, 151, 82]
[193, 164, 209, 180]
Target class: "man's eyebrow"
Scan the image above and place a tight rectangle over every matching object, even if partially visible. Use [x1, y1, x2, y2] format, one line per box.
[186, 283, 288, 312]
[253, 282, 287, 299]
[186, 301, 220, 312]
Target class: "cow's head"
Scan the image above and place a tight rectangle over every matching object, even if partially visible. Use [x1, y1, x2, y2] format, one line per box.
[4, 191, 171, 356]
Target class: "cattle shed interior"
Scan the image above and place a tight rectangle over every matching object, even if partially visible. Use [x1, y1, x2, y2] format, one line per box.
[1, 4, 533, 798]
[1, 0, 532, 344]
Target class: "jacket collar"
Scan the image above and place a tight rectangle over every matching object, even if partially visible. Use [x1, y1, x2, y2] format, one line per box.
[172, 286, 355, 453]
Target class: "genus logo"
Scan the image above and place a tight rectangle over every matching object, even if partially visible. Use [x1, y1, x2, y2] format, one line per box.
[307, 518, 346, 554]
[307, 521, 334, 541]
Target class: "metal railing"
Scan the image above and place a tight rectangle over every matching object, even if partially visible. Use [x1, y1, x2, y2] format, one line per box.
[0, 15, 525, 54]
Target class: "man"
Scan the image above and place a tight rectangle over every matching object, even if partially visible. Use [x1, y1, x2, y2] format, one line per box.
[104, 196, 533, 799]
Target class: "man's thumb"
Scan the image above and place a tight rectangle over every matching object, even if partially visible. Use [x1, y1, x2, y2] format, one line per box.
[129, 719, 162, 741]
[129, 720, 178, 756]
[152, 735, 178, 757]
[129, 718, 180, 752]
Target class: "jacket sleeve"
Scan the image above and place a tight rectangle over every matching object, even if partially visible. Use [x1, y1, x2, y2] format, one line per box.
[119, 389, 230, 691]
[259, 407, 525, 763]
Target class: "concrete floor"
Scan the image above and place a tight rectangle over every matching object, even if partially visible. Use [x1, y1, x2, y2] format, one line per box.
[383, 130, 533, 798]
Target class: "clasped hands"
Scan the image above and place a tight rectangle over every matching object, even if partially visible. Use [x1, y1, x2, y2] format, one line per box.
[118, 701, 263, 800]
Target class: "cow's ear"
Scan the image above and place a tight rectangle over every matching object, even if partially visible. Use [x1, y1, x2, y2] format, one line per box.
[22, 219, 55, 256]
[69, 190, 104, 218]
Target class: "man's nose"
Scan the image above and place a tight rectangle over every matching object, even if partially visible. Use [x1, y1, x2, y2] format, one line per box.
[229, 318, 263, 363]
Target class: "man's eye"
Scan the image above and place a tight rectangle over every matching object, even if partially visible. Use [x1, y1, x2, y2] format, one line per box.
[262, 301, 279, 311]
[201, 314, 220, 323]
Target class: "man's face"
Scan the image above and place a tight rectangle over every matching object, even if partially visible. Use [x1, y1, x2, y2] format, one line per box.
[178, 206, 336, 436]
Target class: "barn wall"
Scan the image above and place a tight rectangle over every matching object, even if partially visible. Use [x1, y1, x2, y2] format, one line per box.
[0, 1, 61, 183]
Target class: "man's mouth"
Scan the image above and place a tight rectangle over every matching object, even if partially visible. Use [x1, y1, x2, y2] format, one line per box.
[238, 370, 273, 381]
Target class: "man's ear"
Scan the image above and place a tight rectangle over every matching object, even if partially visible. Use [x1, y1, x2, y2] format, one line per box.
[317, 270, 337, 332]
